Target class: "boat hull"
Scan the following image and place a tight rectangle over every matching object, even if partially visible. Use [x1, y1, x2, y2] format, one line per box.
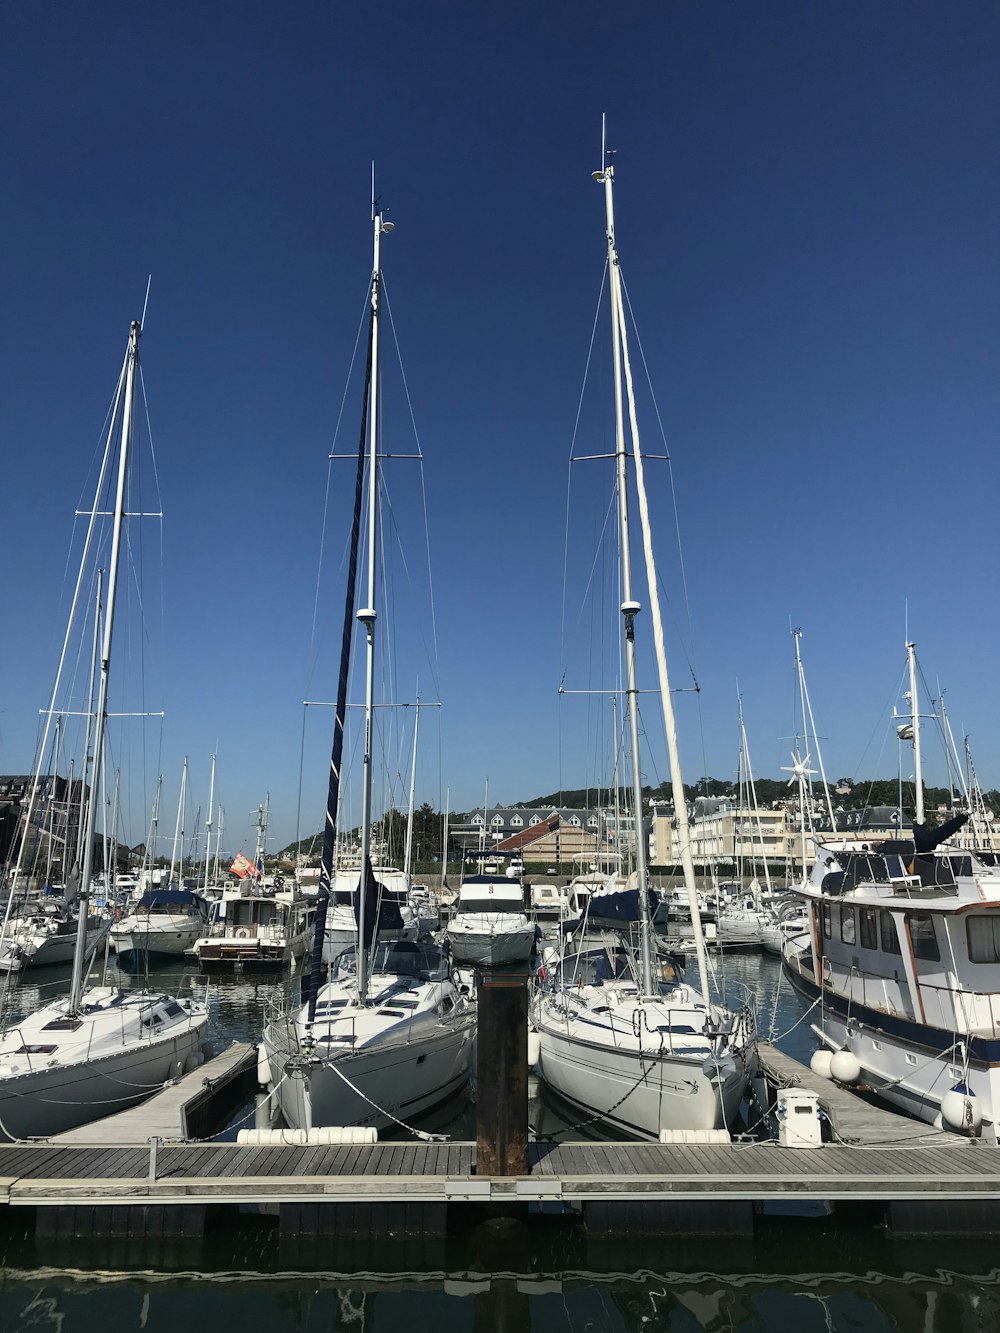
[536, 1021, 746, 1138]
[783, 946, 1000, 1139]
[264, 1018, 475, 1132]
[0, 1022, 205, 1141]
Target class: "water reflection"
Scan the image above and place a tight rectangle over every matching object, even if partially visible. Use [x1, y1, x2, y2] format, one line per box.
[3, 1245, 1000, 1333]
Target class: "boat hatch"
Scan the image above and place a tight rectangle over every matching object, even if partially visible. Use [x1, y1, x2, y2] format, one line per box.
[41, 1018, 82, 1032]
[377, 1009, 406, 1017]
[14, 1045, 58, 1056]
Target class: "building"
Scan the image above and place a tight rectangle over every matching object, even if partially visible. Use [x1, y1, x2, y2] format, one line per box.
[450, 806, 632, 867]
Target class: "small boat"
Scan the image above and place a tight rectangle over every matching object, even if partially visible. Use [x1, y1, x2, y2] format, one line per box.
[265, 937, 474, 1132]
[110, 887, 211, 966]
[0, 899, 111, 973]
[446, 873, 536, 966]
[318, 862, 418, 963]
[193, 876, 312, 971]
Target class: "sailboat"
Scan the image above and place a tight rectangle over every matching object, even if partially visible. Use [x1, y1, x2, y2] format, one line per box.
[532, 143, 753, 1139]
[262, 192, 474, 1134]
[0, 318, 207, 1141]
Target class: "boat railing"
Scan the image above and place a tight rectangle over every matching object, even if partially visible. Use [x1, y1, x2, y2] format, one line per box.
[910, 978, 1000, 1034]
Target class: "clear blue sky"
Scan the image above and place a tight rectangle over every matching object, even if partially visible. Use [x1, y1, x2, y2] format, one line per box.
[2, 2, 997, 853]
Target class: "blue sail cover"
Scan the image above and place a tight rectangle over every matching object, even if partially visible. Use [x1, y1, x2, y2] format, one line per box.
[354, 860, 405, 949]
[136, 889, 206, 911]
[587, 876, 657, 924]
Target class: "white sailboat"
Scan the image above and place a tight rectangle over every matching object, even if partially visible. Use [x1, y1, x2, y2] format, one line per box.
[532, 141, 753, 1139]
[263, 190, 474, 1133]
[0, 318, 207, 1141]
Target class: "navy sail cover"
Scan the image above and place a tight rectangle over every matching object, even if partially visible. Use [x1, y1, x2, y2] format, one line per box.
[587, 875, 658, 923]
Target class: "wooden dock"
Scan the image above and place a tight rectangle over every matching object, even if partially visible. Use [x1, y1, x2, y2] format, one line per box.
[1, 1040, 993, 1238]
[2, 1135, 1000, 1236]
[755, 1040, 944, 1144]
[51, 1043, 257, 1145]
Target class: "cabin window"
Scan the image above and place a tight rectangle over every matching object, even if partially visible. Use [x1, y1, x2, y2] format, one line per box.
[821, 903, 832, 939]
[966, 915, 1000, 964]
[840, 907, 856, 946]
[908, 913, 940, 962]
[859, 908, 878, 951]
[880, 913, 901, 954]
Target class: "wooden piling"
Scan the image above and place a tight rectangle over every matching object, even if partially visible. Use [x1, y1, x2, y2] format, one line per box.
[475, 967, 529, 1176]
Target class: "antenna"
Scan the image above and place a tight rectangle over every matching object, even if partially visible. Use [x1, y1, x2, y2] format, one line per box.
[140, 275, 152, 330]
[601, 113, 606, 170]
[371, 160, 375, 220]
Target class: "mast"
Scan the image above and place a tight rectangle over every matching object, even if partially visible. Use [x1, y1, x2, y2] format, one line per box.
[168, 757, 188, 889]
[254, 795, 269, 877]
[739, 696, 772, 895]
[141, 775, 162, 890]
[69, 319, 140, 1014]
[203, 754, 216, 893]
[76, 570, 103, 869]
[305, 199, 377, 1025]
[594, 154, 655, 998]
[441, 786, 450, 893]
[907, 641, 925, 825]
[355, 193, 393, 1006]
[213, 806, 224, 885]
[44, 715, 63, 888]
[403, 697, 420, 882]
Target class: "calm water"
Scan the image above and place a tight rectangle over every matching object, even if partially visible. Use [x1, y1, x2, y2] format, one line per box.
[6, 945, 994, 1330]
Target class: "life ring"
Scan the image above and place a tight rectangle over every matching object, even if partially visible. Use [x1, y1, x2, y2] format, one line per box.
[235, 927, 251, 939]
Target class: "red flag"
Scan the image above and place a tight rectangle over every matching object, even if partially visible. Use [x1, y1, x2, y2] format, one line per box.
[230, 851, 255, 880]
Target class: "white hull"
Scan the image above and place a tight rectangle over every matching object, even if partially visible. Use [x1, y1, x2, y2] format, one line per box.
[536, 1020, 746, 1137]
[265, 1017, 474, 1132]
[111, 916, 203, 960]
[0, 996, 206, 1141]
[0, 917, 111, 973]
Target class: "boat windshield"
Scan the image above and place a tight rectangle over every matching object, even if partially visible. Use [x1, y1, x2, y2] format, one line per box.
[551, 948, 682, 993]
[455, 898, 524, 916]
[330, 940, 448, 982]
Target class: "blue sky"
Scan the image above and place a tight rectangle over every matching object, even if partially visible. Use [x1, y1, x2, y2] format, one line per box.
[2, 2, 997, 853]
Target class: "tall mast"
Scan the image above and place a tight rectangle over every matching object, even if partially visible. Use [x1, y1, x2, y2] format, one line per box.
[356, 189, 392, 1006]
[594, 154, 655, 998]
[141, 775, 162, 890]
[403, 697, 420, 881]
[907, 641, 925, 825]
[213, 805, 225, 884]
[69, 320, 140, 1013]
[44, 715, 63, 888]
[203, 754, 216, 893]
[76, 571, 103, 869]
[441, 787, 450, 892]
[168, 757, 187, 888]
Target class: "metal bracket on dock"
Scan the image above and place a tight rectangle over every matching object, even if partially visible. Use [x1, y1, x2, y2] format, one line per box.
[147, 1137, 159, 1183]
[443, 1177, 563, 1201]
[445, 1179, 492, 1199]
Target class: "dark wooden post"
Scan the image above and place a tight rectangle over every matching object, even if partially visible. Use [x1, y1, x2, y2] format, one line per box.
[475, 966, 529, 1175]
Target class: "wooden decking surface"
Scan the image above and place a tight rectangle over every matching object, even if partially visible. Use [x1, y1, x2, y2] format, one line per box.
[0, 1136, 995, 1206]
[51, 1043, 256, 1144]
[756, 1040, 944, 1144]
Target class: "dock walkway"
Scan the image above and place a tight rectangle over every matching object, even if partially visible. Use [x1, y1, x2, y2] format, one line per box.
[51, 1043, 256, 1145]
[756, 1040, 943, 1144]
[0, 1137, 995, 1206]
